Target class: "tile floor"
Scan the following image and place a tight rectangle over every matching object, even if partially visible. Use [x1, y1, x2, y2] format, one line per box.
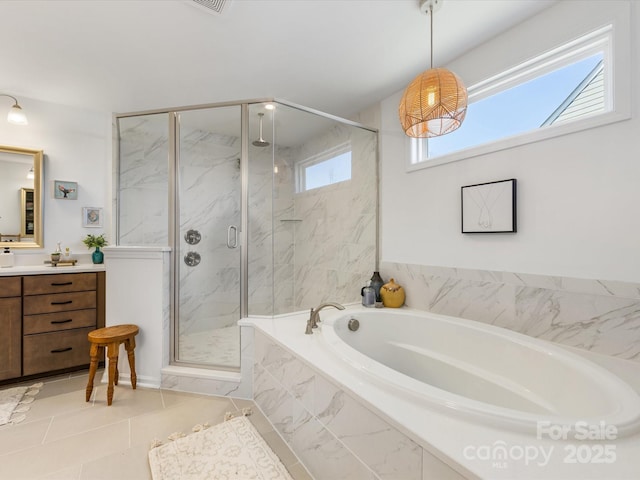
[0, 370, 312, 480]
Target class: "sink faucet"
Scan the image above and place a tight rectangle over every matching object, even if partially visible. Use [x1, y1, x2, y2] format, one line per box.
[305, 302, 345, 334]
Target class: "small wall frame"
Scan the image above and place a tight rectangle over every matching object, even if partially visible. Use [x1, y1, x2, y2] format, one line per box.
[82, 207, 103, 228]
[53, 180, 78, 200]
[461, 179, 517, 233]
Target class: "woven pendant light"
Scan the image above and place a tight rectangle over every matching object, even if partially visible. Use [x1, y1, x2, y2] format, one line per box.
[399, 0, 467, 138]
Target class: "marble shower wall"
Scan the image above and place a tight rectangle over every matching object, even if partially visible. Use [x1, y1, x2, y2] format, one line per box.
[253, 329, 465, 480]
[272, 145, 296, 314]
[118, 114, 247, 336]
[247, 140, 289, 316]
[117, 106, 379, 323]
[178, 128, 242, 334]
[261, 110, 378, 315]
[381, 262, 640, 363]
[287, 123, 377, 311]
[117, 114, 170, 246]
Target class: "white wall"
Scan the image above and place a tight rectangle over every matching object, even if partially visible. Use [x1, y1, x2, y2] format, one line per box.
[379, 0, 639, 283]
[0, 96, 111, 256]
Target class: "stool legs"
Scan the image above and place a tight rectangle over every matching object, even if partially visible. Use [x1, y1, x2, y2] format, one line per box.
[86, 343, 102, 402]
[124, 337, 137, 390]
[86, 325, 139, 406]
[106, 342, 119, 406]
[114, 357, 119, 386]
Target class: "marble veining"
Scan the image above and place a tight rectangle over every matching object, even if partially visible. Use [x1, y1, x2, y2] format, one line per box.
[118, 107, 378, 375]
[118, 115, 170, 247]
[252, 329, 459, 480]
[273, 119, 377, 314]
[178, 324, 240, 366]
[382, 261, 640, 363]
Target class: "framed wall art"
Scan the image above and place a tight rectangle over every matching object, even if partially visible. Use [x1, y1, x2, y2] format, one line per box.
[82, 207, 103, 227]
[461, 179, 517, 233]
[53, 180, 78, 200]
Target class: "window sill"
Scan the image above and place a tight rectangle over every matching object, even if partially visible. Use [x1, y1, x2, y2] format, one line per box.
[406, 108, 631, 172]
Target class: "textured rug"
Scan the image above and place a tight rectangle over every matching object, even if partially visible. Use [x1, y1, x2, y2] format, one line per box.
[149, 415, 294, 480]
[0, 383, 42, 426]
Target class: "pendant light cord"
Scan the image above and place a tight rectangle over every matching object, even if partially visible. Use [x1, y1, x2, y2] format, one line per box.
[429, 3, 434, 69]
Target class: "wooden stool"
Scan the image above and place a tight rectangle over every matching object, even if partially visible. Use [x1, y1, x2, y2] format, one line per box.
[86, 324, 139, 406]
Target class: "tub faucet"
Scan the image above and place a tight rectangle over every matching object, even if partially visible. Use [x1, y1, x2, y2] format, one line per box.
[305, 302, 345, 334]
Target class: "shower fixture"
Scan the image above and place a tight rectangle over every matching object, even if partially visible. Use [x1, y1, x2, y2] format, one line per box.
[252, 113, 270, 147]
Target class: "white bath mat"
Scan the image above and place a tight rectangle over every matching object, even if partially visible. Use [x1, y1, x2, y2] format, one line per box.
[148, 414, 294, 480]
[0, 383, 43, 426]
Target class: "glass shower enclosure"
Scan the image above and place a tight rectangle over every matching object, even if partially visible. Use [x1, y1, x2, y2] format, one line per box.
[115, 100, 377, 371]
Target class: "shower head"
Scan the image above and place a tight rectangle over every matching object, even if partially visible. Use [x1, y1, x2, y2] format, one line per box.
[252, 113, 270, 147]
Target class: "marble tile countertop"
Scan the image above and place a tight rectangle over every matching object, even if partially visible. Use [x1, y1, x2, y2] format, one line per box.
[0, 263, 105, 276]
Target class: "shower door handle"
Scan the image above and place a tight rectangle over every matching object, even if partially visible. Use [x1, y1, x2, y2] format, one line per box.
[227, 225, 238, 249]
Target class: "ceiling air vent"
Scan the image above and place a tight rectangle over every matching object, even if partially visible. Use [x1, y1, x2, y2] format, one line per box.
[187, 0, 230, 15]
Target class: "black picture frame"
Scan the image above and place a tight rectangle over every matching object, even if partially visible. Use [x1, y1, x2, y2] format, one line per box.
[461, 179, 517, 233]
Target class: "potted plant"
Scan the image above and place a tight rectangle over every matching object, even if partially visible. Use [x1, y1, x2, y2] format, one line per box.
[83, 233, 108, 264]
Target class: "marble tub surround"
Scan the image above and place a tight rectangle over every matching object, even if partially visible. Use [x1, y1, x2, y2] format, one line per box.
[249, 309, 640, 480]
[381, 262, 640, 363]
[251, 316, 468, 480]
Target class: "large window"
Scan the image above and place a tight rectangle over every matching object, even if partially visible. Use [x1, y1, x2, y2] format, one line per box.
[410, 24, 614, 167]
[296, 143, 352, 192]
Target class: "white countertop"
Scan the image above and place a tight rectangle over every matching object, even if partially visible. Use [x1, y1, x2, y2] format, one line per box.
[0, 263, 106, 276]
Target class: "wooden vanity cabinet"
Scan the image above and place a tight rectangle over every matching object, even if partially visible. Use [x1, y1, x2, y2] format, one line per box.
[22, 272, 105, 376]
[0, 271, 105, 382]
[0, 277, 22, 381]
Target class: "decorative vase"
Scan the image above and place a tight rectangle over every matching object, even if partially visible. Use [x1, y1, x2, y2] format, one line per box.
[370, 271, 384, 302]
[92, 247, 104, 264]
[380, 278, 405, 308]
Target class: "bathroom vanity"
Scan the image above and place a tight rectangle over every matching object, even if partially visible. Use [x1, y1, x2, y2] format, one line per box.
[0, 268, 105, 382]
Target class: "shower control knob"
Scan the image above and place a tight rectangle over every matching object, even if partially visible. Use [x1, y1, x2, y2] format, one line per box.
[184, 251, 201, 267]
[184, 229, 201, 245]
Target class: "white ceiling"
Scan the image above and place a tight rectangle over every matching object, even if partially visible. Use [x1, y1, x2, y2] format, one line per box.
[1, 0, 557, 119]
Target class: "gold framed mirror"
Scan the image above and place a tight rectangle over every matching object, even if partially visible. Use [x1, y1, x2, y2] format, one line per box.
[0, 145, 43, 249]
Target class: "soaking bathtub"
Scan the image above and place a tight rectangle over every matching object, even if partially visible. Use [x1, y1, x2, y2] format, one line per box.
[320, 308, 640, 436]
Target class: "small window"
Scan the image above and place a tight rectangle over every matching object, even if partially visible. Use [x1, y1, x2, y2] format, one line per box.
[411, 24, 612, 165]
[296, 143, 352, 192]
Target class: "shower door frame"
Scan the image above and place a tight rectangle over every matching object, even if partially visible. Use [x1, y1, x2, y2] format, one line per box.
[114, 97, 379, 371]
[115, 99, 262, 371]
[170, 102, 250, 370]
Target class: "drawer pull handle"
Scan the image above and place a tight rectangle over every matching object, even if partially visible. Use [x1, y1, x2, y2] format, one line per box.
[51, 300, 73, 305]
[51, 347, 73, 354]
[51, 319, 73, 325]
[51, 282, 73, 286]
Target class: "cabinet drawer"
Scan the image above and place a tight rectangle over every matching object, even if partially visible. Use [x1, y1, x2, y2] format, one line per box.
[23, 327, 93, 376]
[23, 291, 96, 315]
[0, 276, 21, 298]
[24, 309, 97, 335]
[24, 273, 96, 295]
